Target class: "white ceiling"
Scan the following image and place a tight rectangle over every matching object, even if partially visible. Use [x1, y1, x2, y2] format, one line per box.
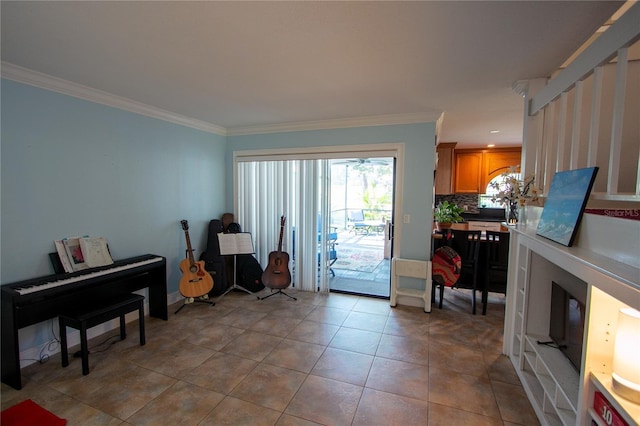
[0, 1, 624, 148]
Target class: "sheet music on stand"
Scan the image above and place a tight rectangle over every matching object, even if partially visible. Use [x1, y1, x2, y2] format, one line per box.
[217, 232, 255, 255]
[217, 232, 258, 297]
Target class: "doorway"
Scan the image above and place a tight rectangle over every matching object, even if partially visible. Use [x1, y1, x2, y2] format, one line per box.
[328, 157, 394, 298]
[234, 145, 402, 297]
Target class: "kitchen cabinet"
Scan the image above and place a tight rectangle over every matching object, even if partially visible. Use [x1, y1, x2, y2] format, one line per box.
[453, 148, 521, 194]
[454, 151, 483, 193]
[485, 150, 522, 184]
[435, 142, 456, 194]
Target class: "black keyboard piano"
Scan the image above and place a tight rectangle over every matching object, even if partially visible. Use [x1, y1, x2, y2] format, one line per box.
[1, 254, 167, 390]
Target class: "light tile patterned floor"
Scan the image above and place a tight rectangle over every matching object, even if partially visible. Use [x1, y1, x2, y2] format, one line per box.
[1, 288, 539, 425]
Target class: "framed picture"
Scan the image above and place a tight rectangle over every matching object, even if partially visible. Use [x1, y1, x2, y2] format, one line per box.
[536, 167, 598, 247]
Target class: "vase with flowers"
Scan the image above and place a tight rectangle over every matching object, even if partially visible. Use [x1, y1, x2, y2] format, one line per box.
[489, 166, 538, 224]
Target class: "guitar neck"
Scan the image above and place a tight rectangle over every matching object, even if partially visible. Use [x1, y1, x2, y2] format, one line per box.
[277, 216, 286, 253]
[277, 225, 284, 252]
[184, 231, 196, 264]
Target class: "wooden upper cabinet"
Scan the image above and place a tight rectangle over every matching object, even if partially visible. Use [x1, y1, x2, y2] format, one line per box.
[453, 148, 522, 194]
[454, 151, 484, 193]
[485, 150, 522, 186]
[435, 142, 456, 194]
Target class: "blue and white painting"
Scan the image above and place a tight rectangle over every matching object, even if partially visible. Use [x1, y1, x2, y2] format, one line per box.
[536, 167, 598, 247]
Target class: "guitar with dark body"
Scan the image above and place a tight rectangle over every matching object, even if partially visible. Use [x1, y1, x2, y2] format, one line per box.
[179, 220, 214, 298]
[261, 216, 292, 289]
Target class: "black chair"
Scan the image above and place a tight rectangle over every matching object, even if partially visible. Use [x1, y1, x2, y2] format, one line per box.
[448, 229, 482, 314]
[483, 231, 510, 315]
[431, 245, 461, 309]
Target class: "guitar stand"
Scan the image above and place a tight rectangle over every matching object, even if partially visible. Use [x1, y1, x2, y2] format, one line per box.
[219, 254, 257, 299]
[260, 289, 297, 301]
[174, 294, 215, 314]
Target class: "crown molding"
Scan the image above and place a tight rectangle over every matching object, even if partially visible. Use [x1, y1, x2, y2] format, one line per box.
[512, 80, 530, 97]
[226, 111, 441, 136]
[2, 62, 439, 138]
[1, 62, 227, 136]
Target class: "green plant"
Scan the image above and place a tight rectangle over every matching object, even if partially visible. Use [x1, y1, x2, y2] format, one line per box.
[434, 201, 464, 224]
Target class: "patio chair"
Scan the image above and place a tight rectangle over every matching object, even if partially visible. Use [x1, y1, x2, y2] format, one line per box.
[348, 210, 369, 234]
[291, 216, 338, 276]
[320, 216, 338, 276]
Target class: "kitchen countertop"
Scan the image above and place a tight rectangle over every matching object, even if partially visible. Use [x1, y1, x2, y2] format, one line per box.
[432, 222, 510, 237]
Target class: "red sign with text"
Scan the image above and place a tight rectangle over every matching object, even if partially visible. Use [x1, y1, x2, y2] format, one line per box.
[593, 391, 628, 426]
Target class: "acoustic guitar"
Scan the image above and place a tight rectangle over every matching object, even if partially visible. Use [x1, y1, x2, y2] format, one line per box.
[179, 220, 214, 298]
[261, 216, 292, 289]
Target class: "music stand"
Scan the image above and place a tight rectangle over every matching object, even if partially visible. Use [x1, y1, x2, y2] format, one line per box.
[217, 232, 257, 297]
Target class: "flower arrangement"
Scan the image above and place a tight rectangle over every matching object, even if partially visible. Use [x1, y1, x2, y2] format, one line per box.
[489, 166, 538, 207]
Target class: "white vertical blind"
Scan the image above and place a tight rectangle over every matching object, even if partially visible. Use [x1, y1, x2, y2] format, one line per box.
[236, 159, 331, 293]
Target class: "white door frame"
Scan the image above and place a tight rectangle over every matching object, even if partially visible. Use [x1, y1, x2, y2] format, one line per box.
[233, 142, 405, 269]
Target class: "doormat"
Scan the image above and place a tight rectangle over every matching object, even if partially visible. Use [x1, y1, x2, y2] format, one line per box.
[333, 246, 383, 273]
[1, 399, 67, 426]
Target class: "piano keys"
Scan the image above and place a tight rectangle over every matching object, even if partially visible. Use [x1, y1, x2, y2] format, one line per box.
[1, 254, 167, 390]
[12, 256, 164, 296]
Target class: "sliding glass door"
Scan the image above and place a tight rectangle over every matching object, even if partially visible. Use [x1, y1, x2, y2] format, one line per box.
[328, 158, 394, 297]
[234, 145, 401, 297]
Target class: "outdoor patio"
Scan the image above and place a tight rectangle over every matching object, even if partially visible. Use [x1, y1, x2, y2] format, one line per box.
[329, 229, 390, 297]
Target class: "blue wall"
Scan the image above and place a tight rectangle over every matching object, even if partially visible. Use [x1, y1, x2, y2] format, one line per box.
[1, 80, 227, 328]
[1, 78, 436, 361]
[228, 123, 436, 260]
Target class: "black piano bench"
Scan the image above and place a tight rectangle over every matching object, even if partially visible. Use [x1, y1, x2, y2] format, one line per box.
[58, 293, 145, 375]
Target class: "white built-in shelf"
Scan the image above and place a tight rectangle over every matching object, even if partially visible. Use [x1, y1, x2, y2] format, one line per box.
[589, 371, 640, 426]
[521, 335, 578, 426]
[506, 220, 639, 426]
[514, 226, 640, 293]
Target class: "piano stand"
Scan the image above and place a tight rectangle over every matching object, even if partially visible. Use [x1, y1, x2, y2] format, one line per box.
[174, 295, 215, 314]
[59, 293, 145, 376]
[2, 254, 167, 390]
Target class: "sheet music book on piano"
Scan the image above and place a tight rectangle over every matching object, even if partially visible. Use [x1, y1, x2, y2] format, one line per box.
[217, 232, 254, 255]
[54, 240, 74, 273]
[63, 237, 89, 272]
[79, 237, 113, 268]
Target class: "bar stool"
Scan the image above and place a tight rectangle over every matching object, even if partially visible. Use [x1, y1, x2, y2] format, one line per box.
[449, 229, 482, 314]
[483, 230, 510, 315]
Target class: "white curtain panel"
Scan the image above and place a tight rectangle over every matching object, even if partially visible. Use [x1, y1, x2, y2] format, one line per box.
[237, 160, 331, 292]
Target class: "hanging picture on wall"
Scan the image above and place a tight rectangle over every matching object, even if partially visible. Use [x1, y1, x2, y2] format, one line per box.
[536, 167, 598, 247]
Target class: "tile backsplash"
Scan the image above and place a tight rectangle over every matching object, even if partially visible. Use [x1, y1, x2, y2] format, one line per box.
[435, 194, 479, 213]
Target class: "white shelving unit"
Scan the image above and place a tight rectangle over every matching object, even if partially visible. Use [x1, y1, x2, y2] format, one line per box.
[522, 334, 579, 425]
[503, 224, 640, 426]
[510, 243, 529, 359]
[587, 372, 640, 426]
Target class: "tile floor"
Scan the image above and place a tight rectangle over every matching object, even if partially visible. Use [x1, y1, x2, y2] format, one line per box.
[1, 288, 539, 425]
[329, 260, 390, 297]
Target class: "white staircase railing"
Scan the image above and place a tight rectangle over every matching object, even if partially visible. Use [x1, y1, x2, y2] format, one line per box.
[520, 2, 640, 205]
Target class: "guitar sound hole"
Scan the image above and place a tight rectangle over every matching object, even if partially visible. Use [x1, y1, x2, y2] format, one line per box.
[190, 266, 198, 273]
